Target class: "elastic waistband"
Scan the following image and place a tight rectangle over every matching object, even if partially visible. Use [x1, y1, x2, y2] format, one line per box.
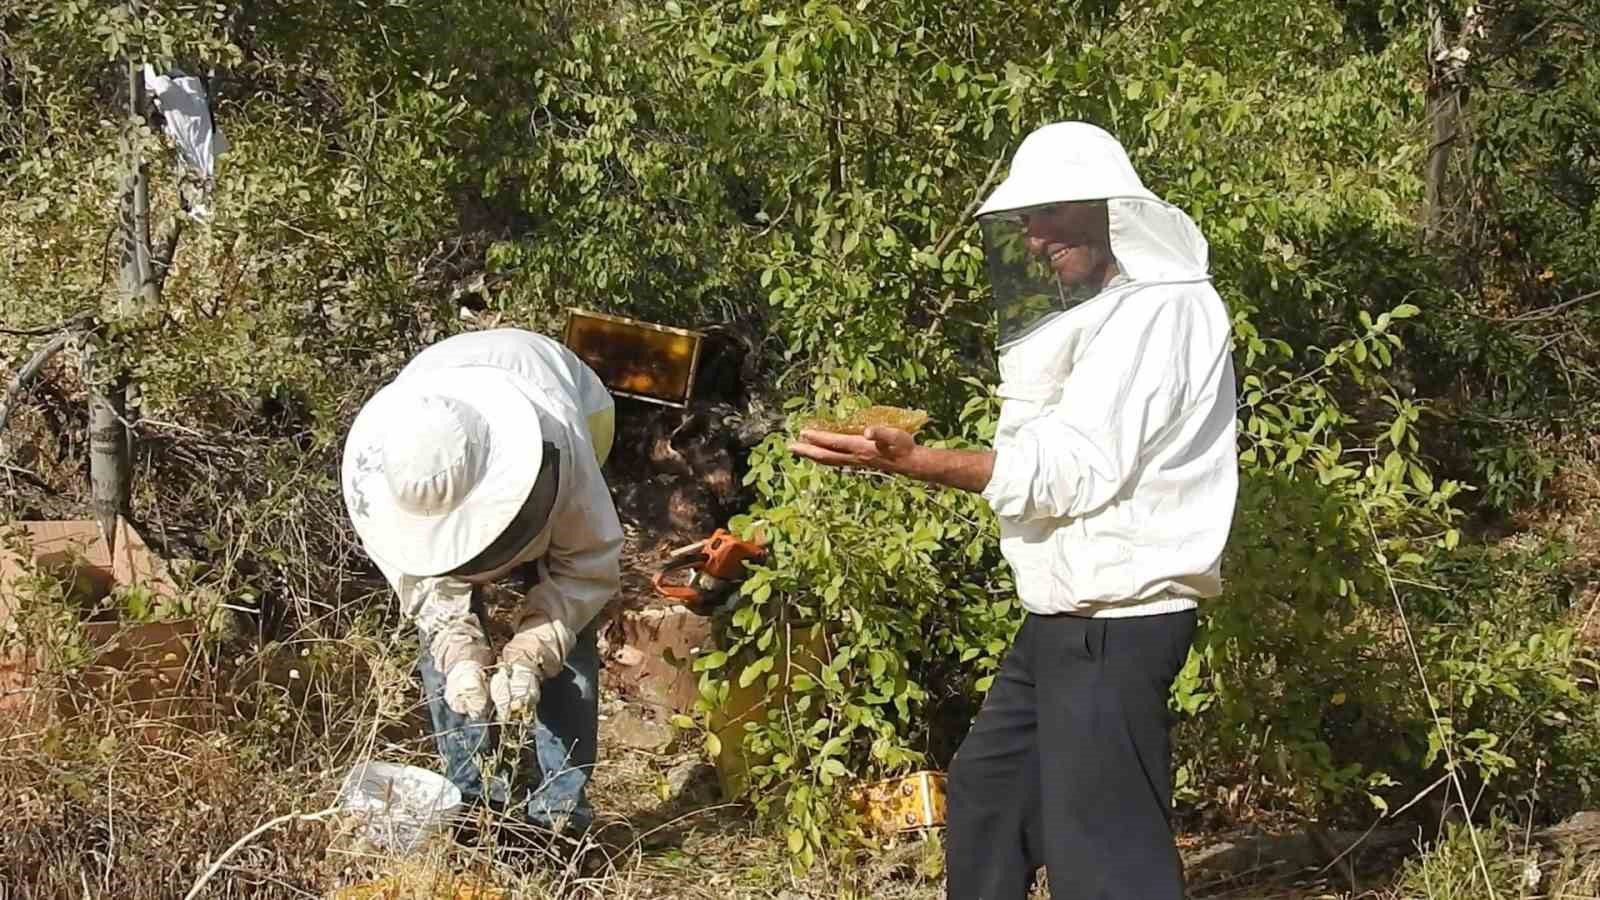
[1047, 595, 1199, 620]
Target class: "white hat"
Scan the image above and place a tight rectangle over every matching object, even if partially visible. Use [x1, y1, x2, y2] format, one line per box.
[975, 121, 1159, 219]
[341, 366, 545, 577]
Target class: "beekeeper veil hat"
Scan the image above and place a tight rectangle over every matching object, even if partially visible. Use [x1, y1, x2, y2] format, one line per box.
[341, 366, 557, 579]
[975, 121, 1213, 347]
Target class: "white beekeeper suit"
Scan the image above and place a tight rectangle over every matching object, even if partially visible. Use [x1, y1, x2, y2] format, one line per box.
[974, 121, 1238, 617]
[341, 328, 621, 720]
[942, 121, 1240, 900]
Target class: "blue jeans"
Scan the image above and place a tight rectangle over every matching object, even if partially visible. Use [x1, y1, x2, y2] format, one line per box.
[417, 593, 601, 834]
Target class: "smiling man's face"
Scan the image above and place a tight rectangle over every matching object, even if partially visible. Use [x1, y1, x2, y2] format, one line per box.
[1022, 201, 1114, 290]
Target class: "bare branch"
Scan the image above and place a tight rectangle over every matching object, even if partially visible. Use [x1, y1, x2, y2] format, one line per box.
[932, 153, 1006, 260]
[1487, 286, 1600, 324]
[0, 330, 75, 436]
[924, 154, 1009, 327]
[1, 462, 53, 493]
[182, 806, 341, 900]
[0, 313, 92, 337]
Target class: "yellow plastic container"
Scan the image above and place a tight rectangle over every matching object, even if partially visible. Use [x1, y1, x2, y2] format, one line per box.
[850, 770, 949, 835]
[709, 623, 831, 799]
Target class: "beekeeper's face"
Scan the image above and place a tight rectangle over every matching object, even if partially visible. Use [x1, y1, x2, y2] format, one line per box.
[1022, 201, 1113, 290]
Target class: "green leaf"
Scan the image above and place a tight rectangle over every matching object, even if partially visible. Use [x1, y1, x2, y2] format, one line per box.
[670, 714, 695, 730]
[704, 732, 723, 758]
[694, 650, 728, 672]
[739, 657, 774, 689]
[1409, 465, 1434, 494]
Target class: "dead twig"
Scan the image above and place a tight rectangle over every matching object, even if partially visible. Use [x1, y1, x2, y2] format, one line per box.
[1364, 506, 1499, 899]
[1388, 772, 1454, 822]
[1, 462, 52, 492]
[182, 805, 341, 900]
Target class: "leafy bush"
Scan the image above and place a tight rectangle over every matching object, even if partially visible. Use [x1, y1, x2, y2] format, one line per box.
[3, 0, 1597, 872]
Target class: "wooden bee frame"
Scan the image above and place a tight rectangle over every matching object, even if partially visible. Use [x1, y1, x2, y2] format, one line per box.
[561, 308, 706, 408]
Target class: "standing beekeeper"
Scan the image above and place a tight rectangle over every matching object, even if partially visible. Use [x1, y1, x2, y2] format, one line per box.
[790, 121, 1238, 899]
[341, 327, 622, 836]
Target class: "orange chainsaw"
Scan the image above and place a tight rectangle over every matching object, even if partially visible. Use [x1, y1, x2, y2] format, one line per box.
[652, 529, 768, 615]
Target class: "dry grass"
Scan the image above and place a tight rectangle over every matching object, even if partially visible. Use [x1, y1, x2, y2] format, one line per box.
[0, 605, 957, 900]
[4, 620, 1598, 899]
[3, 451, 1597, 900]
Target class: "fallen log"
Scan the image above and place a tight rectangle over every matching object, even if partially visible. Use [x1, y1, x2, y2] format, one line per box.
[1535, 811, 1600, 856]
[1184, 827, 1414, 880]
[1183, 811, 1600, 884]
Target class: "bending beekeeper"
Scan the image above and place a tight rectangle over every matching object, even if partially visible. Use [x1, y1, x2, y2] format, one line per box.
[791, 122, 1238, 899]
[342, 328, 622, 835]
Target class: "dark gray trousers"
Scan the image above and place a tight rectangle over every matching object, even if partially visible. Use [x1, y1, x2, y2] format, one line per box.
[946, 610, 1197, 900]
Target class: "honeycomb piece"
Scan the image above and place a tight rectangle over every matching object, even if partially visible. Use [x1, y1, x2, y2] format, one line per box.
[804, 405, 931, 435]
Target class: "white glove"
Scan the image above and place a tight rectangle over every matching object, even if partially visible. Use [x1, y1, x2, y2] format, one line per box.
[489, 663, 540, 723]
[503, 602, 570, 679]
[442, 660, 491, 718]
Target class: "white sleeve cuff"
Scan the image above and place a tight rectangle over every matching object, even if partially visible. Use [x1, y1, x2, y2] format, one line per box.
[505, 585, 576, 678]
[982, 439, 1043, 520]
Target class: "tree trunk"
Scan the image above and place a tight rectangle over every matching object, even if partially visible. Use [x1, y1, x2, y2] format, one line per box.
[91, 4, 155, 551]
[1423, 9, 1467, 246]
[88, 365, 131, 545]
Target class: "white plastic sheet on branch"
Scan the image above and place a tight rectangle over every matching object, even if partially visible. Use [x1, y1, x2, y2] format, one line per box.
[143, 64, 228, 220]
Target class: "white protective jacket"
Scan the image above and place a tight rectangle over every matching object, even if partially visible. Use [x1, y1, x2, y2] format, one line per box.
[373, 329, 622, 672]
[976, 123, 1239, 618]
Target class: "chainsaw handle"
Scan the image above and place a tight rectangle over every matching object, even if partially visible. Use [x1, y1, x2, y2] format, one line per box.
[652, 553, 707, 602]
[665, 538, 708, 560]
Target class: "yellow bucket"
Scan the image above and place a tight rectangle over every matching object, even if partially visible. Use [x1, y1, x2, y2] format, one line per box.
[708, 623, 831, 799]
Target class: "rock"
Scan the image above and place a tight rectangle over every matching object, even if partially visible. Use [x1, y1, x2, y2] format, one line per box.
[604, 706, 677, 753]
[602, 605, 714, 715]
[664, 759, 718, 807]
